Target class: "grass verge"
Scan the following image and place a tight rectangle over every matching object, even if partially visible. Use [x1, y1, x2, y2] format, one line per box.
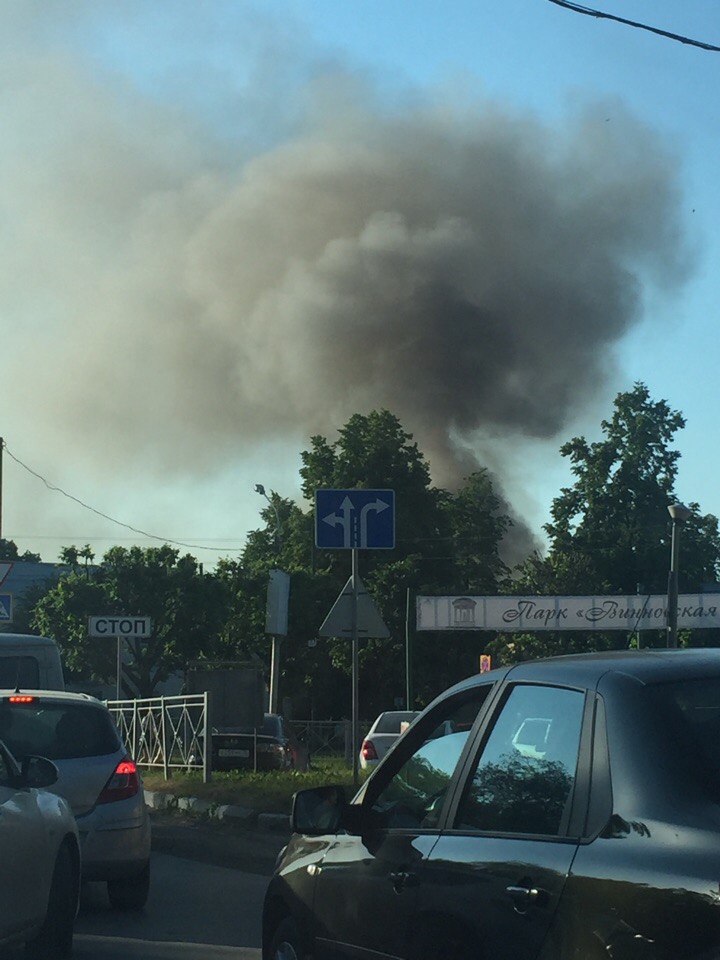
[141, 755, 367, 815]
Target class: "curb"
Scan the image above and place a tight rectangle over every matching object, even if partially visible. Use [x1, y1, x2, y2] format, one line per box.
[144, 789, 291, 831]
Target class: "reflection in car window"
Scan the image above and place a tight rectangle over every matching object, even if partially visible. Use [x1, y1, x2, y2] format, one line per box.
[370, 687, 491, 830]
[455, 684, 584, 836]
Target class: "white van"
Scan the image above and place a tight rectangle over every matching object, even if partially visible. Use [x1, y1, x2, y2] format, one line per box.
[0, 633, 65, 690]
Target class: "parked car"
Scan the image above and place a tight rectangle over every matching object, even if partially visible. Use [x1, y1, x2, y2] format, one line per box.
[359, 710, 419, 769]
[0, 689, 151, 910]
[263, 649, 720, 960]
[0, 734, 80, 957]
[211, 713, 309, 772]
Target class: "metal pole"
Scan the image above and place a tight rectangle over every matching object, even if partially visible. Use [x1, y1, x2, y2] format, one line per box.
[405, 587, 413, 709]
[116, 636, 122, 699]
[667, 519, 681, 648]
[352, 547, 359, 786]
[269, 635, 282, 713]
[0, 437, 3, 541]
[666, 503, 691, 649]
[203, 691, 211, 783]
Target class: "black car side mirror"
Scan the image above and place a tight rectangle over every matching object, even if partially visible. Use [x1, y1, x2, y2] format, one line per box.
[292, 785, 349, 834]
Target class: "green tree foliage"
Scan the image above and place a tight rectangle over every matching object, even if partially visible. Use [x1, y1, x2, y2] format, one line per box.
[31, 545, 228, 696]
[505, 383, 720, 661]
[59, 544, 95, 572]
[297, 411, 511, 714]
[215, 411, 511, 717]
[0, 538, 41, 562]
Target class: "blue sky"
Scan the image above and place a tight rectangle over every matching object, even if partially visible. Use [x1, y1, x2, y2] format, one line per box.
[1, 0, 718, 569]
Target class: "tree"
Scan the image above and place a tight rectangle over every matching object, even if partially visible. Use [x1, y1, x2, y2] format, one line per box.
[31, 545, 229, 696]
[506, 383, 720, 661]
[0, 538, 41, 562]
[59, 544, 95, 573]
[297, 411, 512, 714]
[216, 411, 512, 717]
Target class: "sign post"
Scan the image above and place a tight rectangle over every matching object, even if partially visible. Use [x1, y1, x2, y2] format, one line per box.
[88, 616, 152, 700]
[315, 490, 394, 784]
[265, 570, 290, 714]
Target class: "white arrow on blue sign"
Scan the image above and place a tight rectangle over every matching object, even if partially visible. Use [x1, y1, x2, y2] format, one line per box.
[315, 489, 395, 549]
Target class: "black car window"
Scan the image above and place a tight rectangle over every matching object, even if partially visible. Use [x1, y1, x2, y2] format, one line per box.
[0, 702, 121, 760]
[454, 684, 584, 837]
[374, 712, 418, 734]
[262, 716, 284, 737]
[368, 686, 492, 830]
[653, 677, 720, 796]
[0, 743, 11, 786]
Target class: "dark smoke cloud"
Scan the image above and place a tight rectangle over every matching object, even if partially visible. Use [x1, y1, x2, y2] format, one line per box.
[0, 6, 691, 556]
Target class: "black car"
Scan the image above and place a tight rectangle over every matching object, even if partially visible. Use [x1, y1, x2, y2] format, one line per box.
[262, 649, 720, 960]
[211, 713, 309, 772]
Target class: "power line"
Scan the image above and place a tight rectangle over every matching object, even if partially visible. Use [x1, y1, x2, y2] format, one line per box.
[546, 0, 720, 51]
[1, 440, 240, 554]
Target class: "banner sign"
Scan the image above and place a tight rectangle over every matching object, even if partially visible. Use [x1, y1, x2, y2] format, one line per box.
[416, 595, 720, 632]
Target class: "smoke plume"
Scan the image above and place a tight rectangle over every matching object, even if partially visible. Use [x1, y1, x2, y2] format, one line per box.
[0, 6, 691, 555]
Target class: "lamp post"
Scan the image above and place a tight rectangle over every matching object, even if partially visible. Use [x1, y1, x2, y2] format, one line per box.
[666, 502, 692, 648]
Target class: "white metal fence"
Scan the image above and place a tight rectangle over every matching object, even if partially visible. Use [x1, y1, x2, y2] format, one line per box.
[105, 693, 366, 781]
[106, 692, 211, 783]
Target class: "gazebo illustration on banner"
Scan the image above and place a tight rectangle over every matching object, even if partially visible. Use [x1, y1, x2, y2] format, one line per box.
[452, 597, 477, 627]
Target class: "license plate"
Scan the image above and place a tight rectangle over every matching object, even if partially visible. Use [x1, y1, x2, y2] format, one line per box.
[218, 748, 249, 758]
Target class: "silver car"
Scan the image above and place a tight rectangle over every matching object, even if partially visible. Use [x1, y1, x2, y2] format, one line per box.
[0, 736, 80, 957]
[359, 710, 420, 769]
[0, 690, 151, 910]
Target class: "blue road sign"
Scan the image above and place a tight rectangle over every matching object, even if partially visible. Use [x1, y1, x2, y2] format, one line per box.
[315, 489, 395, 549]
[0, 594, 12, 621]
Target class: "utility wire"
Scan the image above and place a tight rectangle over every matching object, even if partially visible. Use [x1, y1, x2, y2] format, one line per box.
[546, 0, 720, 51]
[1, 440, 236, 553]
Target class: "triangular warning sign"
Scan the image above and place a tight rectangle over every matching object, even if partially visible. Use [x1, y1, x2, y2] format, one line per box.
[318, 575, 390, 638]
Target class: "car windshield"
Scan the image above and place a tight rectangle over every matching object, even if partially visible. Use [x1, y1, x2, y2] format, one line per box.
[237, 716, 282, 737]
[0, 700, 121, 760]
[375, 712, 418, 734]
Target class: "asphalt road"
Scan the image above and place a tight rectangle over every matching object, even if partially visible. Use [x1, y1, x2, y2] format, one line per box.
[1, 812, 291, 960]
[148, 810, 292, 875]
[75, 848, 270, 958]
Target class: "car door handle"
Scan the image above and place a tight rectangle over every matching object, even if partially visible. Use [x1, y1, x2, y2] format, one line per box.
[388, 870, 418, 892]
[506, 885, 549, 911]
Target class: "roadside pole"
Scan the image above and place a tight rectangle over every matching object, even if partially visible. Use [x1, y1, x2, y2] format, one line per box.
[405, 587, 413, 710]
[315, 489, 395, 789]
[116, 636, 122, 699]
[352, 548, 359, 785]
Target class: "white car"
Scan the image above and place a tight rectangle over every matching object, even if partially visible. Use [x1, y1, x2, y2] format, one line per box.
[359, 710, 420, 769]
[0, 689, 151, 910]
[0, 736, 80, 957]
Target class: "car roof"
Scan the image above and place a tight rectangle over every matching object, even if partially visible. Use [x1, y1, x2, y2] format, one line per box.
[378, 710, 419, 717]
[0, 633, 57, 647]
[445, 648, 720, 698]
[0, 688, 106, 706]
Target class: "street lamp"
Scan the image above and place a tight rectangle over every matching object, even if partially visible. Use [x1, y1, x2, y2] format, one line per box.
[666, 502, 692, 648]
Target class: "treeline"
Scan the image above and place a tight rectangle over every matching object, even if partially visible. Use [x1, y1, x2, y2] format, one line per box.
[3, 384, 719, 719]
